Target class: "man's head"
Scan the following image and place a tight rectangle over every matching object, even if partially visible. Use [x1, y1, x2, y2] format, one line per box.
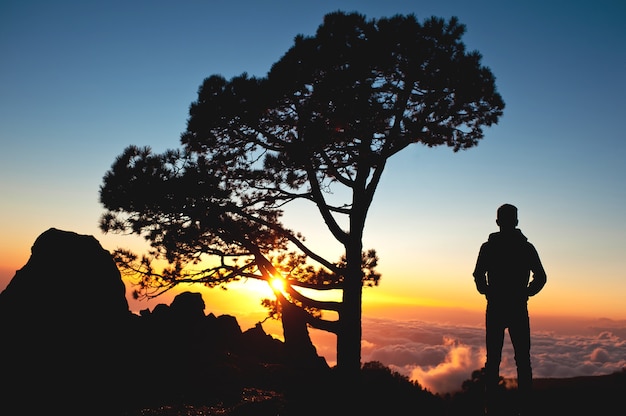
[496, 203, 518, 230]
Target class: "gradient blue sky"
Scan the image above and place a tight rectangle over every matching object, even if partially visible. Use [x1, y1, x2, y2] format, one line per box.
[1, 0, 625, 327]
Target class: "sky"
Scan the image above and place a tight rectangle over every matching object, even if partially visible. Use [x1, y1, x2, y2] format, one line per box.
[1, 0, 625, 394]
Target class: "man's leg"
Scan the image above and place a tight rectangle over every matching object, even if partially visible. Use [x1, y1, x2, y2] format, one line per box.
[510, 309, 532, 415]
[485, 309, 505, 415]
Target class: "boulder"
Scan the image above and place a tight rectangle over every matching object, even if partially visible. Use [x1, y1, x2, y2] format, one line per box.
[0, 228, 130, 325]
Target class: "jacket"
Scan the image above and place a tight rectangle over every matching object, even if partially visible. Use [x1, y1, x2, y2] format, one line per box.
[473, 228, 547, 304]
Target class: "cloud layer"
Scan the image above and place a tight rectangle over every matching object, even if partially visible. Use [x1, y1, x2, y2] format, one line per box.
[359, 316, 626, 394]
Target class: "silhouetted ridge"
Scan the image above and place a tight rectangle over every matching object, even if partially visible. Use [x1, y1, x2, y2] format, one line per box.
[0, 228, 327, 415]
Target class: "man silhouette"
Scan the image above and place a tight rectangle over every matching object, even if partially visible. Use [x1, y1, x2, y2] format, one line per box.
[473, 204, 547, 415]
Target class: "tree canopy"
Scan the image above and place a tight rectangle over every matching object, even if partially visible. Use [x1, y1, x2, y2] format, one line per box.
[100, 11, 504, 376]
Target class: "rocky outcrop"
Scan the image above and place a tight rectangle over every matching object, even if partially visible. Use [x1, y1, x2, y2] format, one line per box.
[0, 228, 136, 413]
[0, 228, 328, 414]
[0, 228, 131, 326]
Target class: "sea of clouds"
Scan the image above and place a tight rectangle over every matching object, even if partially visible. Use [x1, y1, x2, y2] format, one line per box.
[356, 316, 626, 394]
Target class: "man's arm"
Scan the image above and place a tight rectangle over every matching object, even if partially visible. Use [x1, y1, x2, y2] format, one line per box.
[527, 244, 546, 296]
[473, 244, 489, 295]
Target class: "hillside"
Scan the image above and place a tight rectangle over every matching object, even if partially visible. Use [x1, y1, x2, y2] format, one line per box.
[120, 371, 625, 416]
[530, 372, 626, 415]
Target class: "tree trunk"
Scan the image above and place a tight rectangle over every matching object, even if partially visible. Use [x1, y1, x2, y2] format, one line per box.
[336, 245, 364, 378]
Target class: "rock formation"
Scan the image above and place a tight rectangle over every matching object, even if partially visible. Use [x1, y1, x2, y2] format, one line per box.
[0, 228, 328, 414]
[0, 228, 135, 413]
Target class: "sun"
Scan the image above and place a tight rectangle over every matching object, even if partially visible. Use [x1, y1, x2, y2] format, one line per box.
[270, 276, 286, 292]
